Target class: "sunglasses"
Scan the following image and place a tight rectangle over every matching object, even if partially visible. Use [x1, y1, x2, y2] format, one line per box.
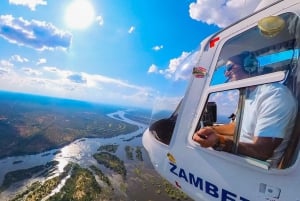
[225, 63, 240, 72]
[226, 63, 234, 71]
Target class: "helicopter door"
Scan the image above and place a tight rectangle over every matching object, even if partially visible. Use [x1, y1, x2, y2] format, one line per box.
[196, 12, 300, 169]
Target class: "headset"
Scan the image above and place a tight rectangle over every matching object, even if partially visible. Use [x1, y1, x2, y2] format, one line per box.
[240, 51, 259, 74]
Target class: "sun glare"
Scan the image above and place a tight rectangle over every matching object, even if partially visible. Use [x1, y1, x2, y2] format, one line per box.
[65, 0, 95, 30]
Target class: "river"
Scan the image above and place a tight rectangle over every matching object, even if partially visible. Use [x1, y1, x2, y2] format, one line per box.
[0, 110, 149, 200]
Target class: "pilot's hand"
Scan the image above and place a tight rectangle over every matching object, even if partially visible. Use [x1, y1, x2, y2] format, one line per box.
[193, 127, 218, 148]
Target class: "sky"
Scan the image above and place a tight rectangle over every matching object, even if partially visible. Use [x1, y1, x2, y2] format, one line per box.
[0, 0, 262, 110]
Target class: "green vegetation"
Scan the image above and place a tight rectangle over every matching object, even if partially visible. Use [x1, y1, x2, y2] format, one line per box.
[135, 146, 143, 161]
[89, 165, 111, 186]
[0, 96, 139, 158]
[0, 92, 193, 201]
[163, 180, 190, 200]
[11, 177, 60, 201]
[10, 181, 42, 201]
[48, 164, 101, 201]
[9, 163, 72, 201]
[1, 161, 58, 192]
[125, 145, 143, 161]
[146, 177, 190, 201]
[97, 144, 118, 153]
[10, 163, 103, 201]
[6, 147, 193, 201]
[93, 152, 127, 179]
[132, 166, 190, 201]
[125, 145, 134, 160]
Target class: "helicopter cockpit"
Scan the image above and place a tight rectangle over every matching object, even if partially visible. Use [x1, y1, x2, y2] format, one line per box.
[147, 11, 300, 169]
[201, 12, 300, 169]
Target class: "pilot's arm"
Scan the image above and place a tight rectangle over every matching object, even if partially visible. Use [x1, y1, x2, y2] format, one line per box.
[192, 127, 282, 161]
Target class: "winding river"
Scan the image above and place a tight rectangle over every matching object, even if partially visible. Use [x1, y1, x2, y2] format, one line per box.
[0, 110, 149, 200]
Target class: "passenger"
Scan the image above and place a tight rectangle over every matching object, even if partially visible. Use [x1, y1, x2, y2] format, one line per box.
[192, 51, 297, 167]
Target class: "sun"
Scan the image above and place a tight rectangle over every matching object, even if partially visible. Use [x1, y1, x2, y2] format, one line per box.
[64, 0, 95, 30]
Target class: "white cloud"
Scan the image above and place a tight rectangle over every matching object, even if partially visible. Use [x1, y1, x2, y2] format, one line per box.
[0, 59, 14, 68]
[147, 64, 158, 74]
[9, 0, 47, 11]
[0, 15, 72, 51]
[96, 16, 104, 26]
[10, 54, 29, 63]
[151, 0, 263, 82]
[22, 67, 42, 76]
[156, 50, 199, 81]
[152, 45, 163, 51]
[209, 90, 239, 116]
[36, 58, 47, 65]
[151, 96, 182, 113]
[121, 91, 156, 107]
[0, 62, 158, 108]
[43, 66, 59, 72]
[189, 0, 262, 28]
[128, 26, 135, 34]
[0, 59, 14, 74]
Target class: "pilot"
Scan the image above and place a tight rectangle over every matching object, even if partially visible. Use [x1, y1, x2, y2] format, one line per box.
[192, 51, 297, 167]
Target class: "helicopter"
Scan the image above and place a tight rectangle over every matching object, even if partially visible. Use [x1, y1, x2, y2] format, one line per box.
[142, 0, 300, 200]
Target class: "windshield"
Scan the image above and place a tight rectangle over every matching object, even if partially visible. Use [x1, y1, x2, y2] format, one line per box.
[211, 12, 300, 86]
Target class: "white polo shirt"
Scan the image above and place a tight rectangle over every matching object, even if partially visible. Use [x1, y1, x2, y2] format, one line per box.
[240, 83, 297, 167]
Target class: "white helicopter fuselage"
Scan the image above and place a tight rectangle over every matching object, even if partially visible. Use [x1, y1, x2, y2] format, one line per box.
[143, 0, 300, 200]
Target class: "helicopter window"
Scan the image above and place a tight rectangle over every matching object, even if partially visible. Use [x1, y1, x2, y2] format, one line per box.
[200, 90, 239, 126]
[196, 89, 239, 146]
[211, 49, 299, 85]
[148, 99, 182, 145]
[195, 79, 298, 169]
[210, 12, 300, 86]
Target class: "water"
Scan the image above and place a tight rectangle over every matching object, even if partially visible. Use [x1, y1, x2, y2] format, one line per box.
[0, 110, 148, 200]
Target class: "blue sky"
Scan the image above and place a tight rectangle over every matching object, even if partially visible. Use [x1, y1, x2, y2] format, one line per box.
[0, 0, 262, 110]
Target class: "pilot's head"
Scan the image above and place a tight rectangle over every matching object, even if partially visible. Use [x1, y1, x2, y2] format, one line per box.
[225, 51, 258, 82]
